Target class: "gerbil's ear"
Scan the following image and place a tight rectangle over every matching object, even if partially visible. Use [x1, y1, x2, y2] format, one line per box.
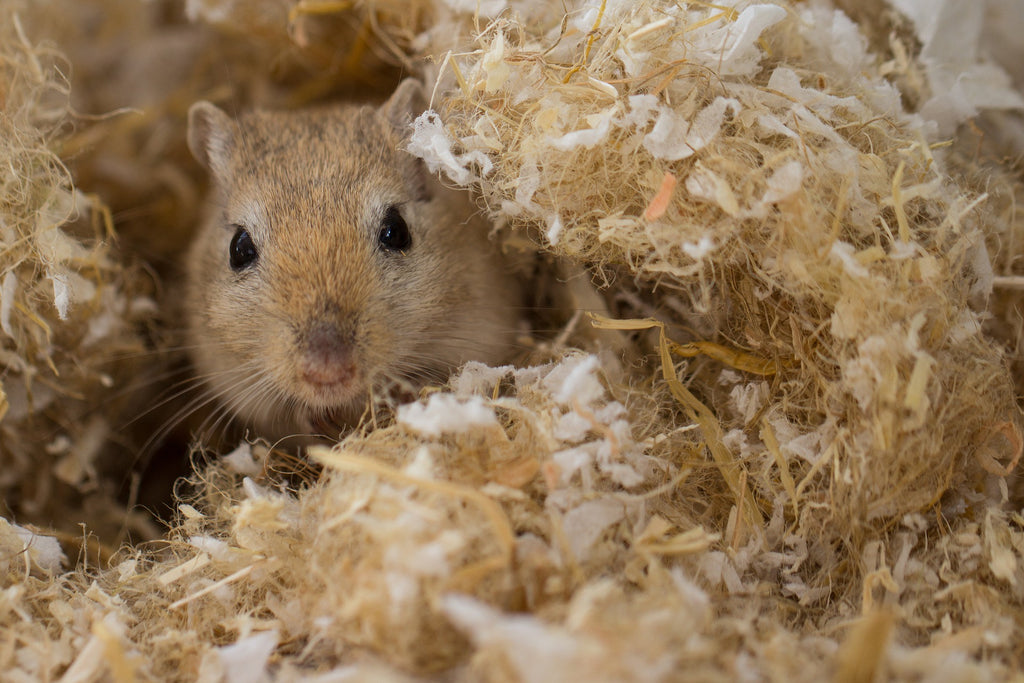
[187, 101, 235, 176]
[380, 78, 427, 135]
[382, 79, 434, 201]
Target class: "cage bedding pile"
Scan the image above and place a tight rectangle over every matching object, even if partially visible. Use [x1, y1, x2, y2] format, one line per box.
[3, 0, 1024, 680]
[0, 3, 171, 551]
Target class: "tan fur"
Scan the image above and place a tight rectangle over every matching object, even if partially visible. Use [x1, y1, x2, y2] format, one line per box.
[184, 81, 520, 441]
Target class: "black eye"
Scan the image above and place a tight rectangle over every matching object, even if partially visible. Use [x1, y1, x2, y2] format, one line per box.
[229, 226, 258, 271]
[378, 205, 411, 252]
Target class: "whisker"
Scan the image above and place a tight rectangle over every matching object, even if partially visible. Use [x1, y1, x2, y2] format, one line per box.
[136, 359, 269, 453]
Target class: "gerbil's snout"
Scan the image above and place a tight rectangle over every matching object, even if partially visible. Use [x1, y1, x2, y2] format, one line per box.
[298, 321, 357, 390]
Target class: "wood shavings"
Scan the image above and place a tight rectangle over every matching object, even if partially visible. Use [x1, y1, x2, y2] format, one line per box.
[834, 611, 894, 683]
[1, 519, 66, 576]
[310, 446, 516, 573]
[589, 313, 778, 375]
[643, 171, 676, 221]
[396, 393, 500, 437]
[215, 630, 278, 683]
[0, 1, 165, 549]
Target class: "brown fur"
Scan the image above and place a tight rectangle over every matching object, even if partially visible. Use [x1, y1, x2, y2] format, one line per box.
[184, 80, 520, 441]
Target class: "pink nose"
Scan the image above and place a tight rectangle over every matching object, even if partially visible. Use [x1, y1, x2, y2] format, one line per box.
[300, 323, 356, 387]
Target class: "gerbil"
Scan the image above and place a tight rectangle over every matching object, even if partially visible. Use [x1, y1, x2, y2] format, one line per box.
[184, 80, 519, 441]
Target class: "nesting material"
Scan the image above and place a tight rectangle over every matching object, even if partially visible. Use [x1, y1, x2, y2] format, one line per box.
[0, 3, 161, 544]
[2, 0, 1024, 680]
[420, 0, 1024, 528]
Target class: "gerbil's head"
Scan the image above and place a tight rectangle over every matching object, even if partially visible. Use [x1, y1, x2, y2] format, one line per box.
[184, 80, 517, 440]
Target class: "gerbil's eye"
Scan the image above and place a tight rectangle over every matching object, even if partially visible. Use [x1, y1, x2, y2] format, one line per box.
[229, 226, 258, 271]
[378, 205, 411, 253]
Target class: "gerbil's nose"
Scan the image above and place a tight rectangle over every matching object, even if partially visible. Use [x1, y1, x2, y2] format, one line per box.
[300, 322, 356, 387]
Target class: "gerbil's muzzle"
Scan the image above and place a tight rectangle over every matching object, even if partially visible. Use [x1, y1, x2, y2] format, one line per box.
[298, 321, 357, 389]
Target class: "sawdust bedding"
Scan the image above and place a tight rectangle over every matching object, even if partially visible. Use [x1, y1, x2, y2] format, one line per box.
[2, 0, 1024, 680]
